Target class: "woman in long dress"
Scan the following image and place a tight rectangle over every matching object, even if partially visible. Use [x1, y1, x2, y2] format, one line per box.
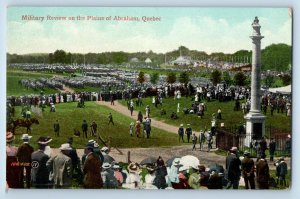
[6, 131, 22, 188]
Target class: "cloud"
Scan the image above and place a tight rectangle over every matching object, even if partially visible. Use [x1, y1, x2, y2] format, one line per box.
[7, 15, 292, 54]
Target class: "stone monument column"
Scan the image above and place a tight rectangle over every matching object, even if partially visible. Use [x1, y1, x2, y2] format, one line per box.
[244, 17, 266, 147]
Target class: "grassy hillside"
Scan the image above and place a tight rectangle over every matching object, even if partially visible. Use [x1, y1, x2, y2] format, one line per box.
[11, 102, 182, 149]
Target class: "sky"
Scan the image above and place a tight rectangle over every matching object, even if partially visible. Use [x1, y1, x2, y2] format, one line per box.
[7, 7, 292, 55]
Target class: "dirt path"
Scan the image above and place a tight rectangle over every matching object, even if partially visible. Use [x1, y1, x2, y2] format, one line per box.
[57, 85, 75, 93]
[50, 146, 289, 171]
[96, 100, 179, 134]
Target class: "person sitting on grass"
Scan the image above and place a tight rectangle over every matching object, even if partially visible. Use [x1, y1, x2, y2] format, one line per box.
[160, 109, 166, 116]
[170, 112, 178, 120]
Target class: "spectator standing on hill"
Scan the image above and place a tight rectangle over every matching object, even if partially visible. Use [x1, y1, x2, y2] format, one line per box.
[269, 138, 276, 162]
[192, 133, 198, 151]
[145, 105, 150, 118]
[108, 113, 114, 125]
[199, 131, 206, 151]
[53, 120, 60, 137]
[178, 124, 184, 143]
[185, 124, 192, 143]
[90, 121, 97, 137]
[130, 100, 134, 116]
[81, 120, 88, 138]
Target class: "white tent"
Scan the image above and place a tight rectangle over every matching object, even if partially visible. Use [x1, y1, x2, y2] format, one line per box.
[145, 58, 152, 63]
[130, 57, 139, 63]
[268, 85, 291, 94]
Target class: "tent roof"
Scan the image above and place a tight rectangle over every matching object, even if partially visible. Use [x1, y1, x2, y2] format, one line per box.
[268, 85, 291, 94]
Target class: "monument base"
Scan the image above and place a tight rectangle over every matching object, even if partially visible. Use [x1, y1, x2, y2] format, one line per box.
[244, 112, 266, 147]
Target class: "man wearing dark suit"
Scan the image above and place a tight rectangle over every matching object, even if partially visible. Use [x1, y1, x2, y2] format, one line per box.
[225, 147, 241, 189]
[269, 138, 276, 162]
[16, 134, 34, 188]
[81, 120, 88, 138]
[31, 137, 52, 188]
[83, 143, 103, 189]
[259, 137, 267, 158]
[53, 120, 60, 137]
[241, 151, 255, 189]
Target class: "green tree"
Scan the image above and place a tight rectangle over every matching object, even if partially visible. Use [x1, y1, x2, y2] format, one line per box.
[210, 70, 222, 85]
[222, 71, 232, 85]
[137, 71, 145, 84]
[234, 72, 247, 86]
[166, 72, 177, 84]
[264, 74, 275, 88]
[261, 43, 292, 71]
[53, 50, 67, 64]
[280, 74, 291, 86]
[150, 73, 159, 84]
[178, 72, 190, 86]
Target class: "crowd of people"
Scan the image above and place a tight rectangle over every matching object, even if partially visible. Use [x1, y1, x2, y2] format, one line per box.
[6, 130, 289, 190]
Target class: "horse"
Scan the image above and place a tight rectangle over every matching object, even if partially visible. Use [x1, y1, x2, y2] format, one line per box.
[11, 118, 39, 134]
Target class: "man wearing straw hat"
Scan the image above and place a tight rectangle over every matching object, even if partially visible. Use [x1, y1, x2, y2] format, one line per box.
[16, 134, 34, 188]
[46, 143, 73, 188]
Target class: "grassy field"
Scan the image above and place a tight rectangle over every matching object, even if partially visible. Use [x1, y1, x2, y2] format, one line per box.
[119, 97, 291, 132]
[7, 70, 59, 96]
[11, 102, 182, 149]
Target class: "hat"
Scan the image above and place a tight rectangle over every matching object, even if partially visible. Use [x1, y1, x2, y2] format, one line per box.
[88, 139, 95, 143]
[220, 123, 225, 127]
[230, 146, 238, 152]
[113, 163, 120, 169]
[243, 150, 250, 156]
[179, 165, 189, 172]
[279, 157, 285, 161]
[180, 124, 183, 127]
[128, 162, 140, 173]
[85, 142, 94, 150]
[94, 142, 99, 148]
[21, 134, 32, 140]
[172, 158, 182, 166]
[101, 146, 109, 152]
[191, 164, 200, 170]
[59, 143, 72, 151]
[102, 162, 111, 169]
[37, 136, 52, 145]
[6, 131, 15, 143]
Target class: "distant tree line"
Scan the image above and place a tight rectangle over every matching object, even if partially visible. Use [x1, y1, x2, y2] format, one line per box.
[7, 43, 292, 71]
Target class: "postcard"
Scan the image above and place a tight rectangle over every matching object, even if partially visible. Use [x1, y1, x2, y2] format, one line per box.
[6, 7, 292, 190]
